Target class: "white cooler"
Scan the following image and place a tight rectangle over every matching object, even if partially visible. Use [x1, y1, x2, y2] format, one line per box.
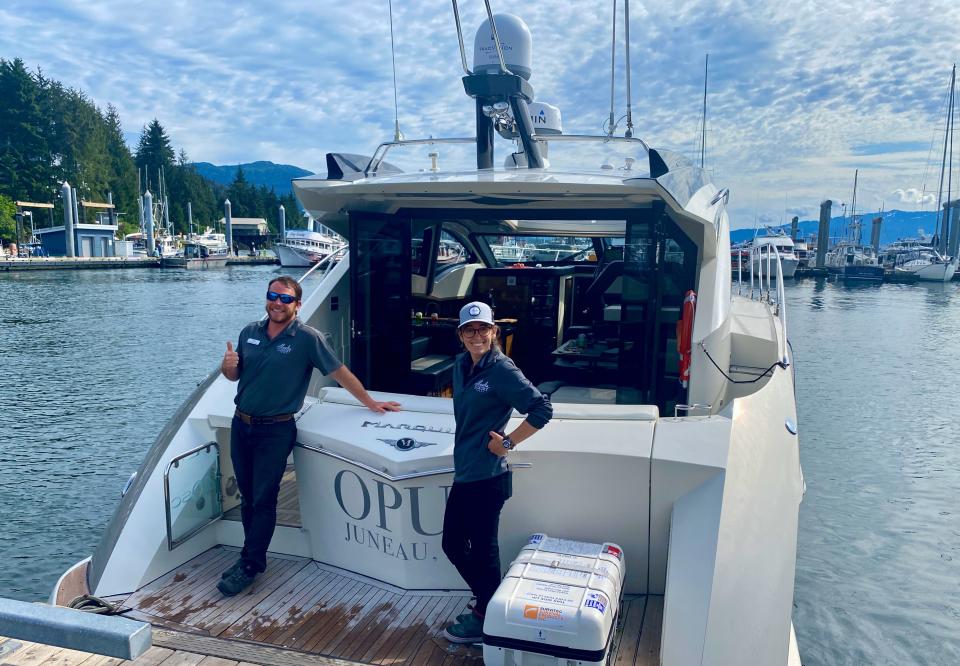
[483, 533, 626, 666]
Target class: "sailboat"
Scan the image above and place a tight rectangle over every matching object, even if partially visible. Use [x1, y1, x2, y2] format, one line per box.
[50, 7, 803, 666]
[883, 65, 959, 282]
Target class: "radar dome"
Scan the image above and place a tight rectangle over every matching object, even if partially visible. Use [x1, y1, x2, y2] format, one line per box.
[473, 14, 532, 80]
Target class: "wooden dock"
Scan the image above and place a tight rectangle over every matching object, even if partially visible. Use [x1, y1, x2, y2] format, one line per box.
[0, 255, 278, 272]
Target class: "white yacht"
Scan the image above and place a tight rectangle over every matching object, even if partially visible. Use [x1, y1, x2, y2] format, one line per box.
[881, 238, 959, 282]
[274, 228, 345, 267]
[52, 12, 802, 666]
[748, 231, 799, 278]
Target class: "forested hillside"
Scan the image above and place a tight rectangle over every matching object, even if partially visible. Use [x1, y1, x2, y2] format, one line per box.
[0, 58, 304, 243]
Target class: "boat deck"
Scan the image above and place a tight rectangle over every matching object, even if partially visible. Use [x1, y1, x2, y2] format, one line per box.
[4, 545, 662, 665]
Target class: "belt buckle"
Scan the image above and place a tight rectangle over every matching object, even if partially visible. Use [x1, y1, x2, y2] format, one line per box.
[261, 416, 276, 425]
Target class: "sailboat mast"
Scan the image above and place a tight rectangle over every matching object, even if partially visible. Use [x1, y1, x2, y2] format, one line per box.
[849, 169, 858, 242]
[946, 64, 955, 254]
[935, 65, 955, 246]
[701, 53, 709, 169]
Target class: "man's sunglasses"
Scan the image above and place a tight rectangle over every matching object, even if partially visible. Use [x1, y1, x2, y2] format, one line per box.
[266, 291, 297, 304]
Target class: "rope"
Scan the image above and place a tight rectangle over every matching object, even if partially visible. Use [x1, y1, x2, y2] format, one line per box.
[67, 594, 127, 615]
[699, 342, 788, 385]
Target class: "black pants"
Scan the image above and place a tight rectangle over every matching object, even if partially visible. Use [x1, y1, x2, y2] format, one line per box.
[230, 415, 297, 573]
[441, 472, 512, 617]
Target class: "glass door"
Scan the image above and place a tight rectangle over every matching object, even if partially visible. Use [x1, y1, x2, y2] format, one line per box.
[349, 212, 412, 393]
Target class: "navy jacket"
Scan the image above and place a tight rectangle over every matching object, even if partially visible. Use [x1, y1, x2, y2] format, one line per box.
[452, 349, 552, 483]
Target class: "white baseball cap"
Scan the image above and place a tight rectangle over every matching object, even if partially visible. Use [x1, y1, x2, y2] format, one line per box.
[459, 301, 494, 328]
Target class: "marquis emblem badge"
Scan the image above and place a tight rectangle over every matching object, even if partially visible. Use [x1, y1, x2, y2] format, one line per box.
[379, 437, 437, 452]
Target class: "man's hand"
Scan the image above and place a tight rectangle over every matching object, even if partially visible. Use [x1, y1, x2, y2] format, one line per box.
[222, 341, 240, 380]
[366, 401, 402, 414]
[488, 431, 509, 457]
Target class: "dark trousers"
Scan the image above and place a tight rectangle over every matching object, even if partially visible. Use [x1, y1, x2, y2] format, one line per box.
[441, 472, 512, 616]
[230, 415, 297, 573]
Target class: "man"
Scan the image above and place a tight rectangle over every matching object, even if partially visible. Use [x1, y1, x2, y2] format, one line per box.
[218, 275, 400, 596]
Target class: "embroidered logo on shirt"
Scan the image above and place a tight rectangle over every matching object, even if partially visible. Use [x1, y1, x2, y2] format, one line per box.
[474, 379, 491, 393]
[276, 343, 293, 354]
[246, 338, 260, 345]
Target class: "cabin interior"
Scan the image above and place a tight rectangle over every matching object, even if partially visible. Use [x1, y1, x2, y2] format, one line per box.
[324, 204, 699, 414]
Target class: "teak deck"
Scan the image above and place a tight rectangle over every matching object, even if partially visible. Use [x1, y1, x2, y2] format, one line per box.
[5, 464, 662, 665]
[1, 545, 662, 665]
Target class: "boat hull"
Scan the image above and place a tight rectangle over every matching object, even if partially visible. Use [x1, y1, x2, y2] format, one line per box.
[275, 243, 319, 267]
[160, 256, 229, 269]
[749, 257, 799, 279]
[828, 264, 884, 281]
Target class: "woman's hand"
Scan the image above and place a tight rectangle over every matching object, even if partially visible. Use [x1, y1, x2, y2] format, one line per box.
[488, 431, 510, 457]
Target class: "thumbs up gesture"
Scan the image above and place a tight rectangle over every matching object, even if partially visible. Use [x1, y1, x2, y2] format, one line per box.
[222, 341, 240, 379]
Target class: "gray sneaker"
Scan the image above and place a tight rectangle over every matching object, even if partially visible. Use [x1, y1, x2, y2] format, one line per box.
[220, 559, 244, 580]
[217, 565, 257, 597]
[443, 612, 484, 644]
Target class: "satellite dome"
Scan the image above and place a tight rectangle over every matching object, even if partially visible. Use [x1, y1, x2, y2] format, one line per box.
[473, 14, 532, 80]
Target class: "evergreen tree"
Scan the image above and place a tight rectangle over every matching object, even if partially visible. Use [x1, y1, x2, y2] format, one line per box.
[0, 59, 58, 203]
[104, 104, 137, 229]
[0, 194, 16, 241]
[135, 119, 175, 195]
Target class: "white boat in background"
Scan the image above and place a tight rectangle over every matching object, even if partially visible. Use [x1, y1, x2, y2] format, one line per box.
[749, 231, 799, 278]
[881, 240, 958, 282]
[51, 9, 803, 666]
[824, 240, 885, 281]
[274, 228, 344, 267]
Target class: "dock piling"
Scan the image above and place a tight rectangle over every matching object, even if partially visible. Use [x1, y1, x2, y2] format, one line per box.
[225, 199, 233, 254]
[61, 181, 75, 258]
[279, 204, 286, 242]
[816, 200, 831, 269]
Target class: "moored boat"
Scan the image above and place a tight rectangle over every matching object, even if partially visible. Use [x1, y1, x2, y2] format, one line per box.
[51, 10, 803, 666]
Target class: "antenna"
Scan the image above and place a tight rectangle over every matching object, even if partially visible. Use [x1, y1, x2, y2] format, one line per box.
[623, 0, 633, 137]
[388, 0, 403, 141]
[701, 53, 709, 168]
[607, 0, 617, 136]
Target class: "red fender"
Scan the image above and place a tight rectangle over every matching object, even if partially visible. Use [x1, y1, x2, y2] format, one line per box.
[676, 290, 697, 388]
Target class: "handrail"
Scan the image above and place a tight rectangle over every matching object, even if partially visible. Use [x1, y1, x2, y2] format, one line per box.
[365, 137, 477, 176]
[741, 243, 789, 345]
[298, 243, 349, 284]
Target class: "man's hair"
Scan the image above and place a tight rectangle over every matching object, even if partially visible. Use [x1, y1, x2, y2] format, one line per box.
[268, 276, 302, 301]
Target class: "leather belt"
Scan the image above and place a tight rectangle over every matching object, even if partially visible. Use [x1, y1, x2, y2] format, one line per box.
[234, 409, 295, 425]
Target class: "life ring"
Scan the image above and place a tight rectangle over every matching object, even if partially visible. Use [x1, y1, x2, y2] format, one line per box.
[676, 290, 697, 388]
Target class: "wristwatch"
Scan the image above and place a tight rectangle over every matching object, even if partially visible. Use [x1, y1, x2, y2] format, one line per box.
[501, 436, 514, 451]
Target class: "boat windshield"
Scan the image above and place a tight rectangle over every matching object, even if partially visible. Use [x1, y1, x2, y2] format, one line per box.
[480, 235, 595, 265]
[365, 135, 651, 176]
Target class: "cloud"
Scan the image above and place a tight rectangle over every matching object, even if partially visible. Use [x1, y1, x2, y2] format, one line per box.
[2, 0, 960, 225]
[892, 188, 936, 205]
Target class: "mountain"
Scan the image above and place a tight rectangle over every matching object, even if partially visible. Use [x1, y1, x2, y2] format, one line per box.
[731, 209, 943, 247]
[191, 161, 314, 196]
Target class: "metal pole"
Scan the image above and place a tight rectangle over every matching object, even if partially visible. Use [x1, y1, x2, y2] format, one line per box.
[816, 200, 832, 269]
[144, 190, 155, 257]
[62, 181, 75, 258]
[279, 204, 286, 241]
[224, 199, 234, 255]
[187, 201, 193, 237]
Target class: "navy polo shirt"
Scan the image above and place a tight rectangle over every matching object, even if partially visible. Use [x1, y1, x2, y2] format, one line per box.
[234, 318, 342, 417]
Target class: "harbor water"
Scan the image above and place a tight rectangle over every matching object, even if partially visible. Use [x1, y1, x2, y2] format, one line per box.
[0, 267, 958, 664]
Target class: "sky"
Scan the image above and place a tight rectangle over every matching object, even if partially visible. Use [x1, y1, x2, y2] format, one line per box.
[2, 0, 960, 229]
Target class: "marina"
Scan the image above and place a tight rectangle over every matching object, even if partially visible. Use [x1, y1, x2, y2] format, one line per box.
[2, 269, 959, 664]
[2, 2, 960, 665]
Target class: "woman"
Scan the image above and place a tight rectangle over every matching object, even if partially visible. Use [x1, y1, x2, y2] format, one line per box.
[442, 301, 553, 643]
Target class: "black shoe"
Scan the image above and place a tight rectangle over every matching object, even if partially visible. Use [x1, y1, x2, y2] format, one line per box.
[217, 565, 257, 596]
[220, 559, 244, 580]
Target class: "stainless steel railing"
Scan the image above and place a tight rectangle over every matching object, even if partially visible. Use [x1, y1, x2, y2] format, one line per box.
[739, 243, 789, 343]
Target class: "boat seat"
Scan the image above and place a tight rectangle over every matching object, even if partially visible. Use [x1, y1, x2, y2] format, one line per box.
[550, 385, 618, 405]
[411, 336, 431, 360]
[410, 354, 456, 395]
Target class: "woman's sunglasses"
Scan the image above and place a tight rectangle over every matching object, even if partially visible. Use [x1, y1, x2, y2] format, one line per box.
[266, 291, 297, 304]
